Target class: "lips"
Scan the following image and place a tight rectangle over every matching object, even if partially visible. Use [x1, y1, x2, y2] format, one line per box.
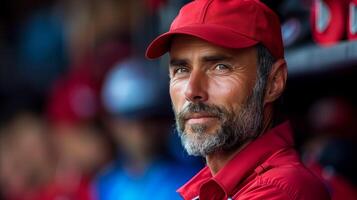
[184, 113, 219, 124]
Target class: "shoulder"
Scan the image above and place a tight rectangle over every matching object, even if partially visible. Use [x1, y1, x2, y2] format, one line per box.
[237, 164, 331, 200]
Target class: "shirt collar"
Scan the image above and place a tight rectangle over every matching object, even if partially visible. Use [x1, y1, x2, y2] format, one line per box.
[177, 121, 294, 199]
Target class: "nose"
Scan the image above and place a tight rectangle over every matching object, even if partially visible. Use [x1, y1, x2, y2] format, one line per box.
[184, 70, 208, 103]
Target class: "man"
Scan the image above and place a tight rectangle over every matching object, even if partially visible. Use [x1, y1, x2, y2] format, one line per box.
[145, 0, 331, 199]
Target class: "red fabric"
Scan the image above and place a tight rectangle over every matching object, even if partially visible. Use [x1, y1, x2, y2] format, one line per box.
[177, 122, 331, 200]
[146, 0, 284, 59]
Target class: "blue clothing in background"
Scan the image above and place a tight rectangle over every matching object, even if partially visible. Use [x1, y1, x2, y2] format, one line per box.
[94, 159, 200, 200]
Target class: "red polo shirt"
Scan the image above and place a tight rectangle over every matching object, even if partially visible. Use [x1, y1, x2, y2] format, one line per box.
[177, 122, 331, 200]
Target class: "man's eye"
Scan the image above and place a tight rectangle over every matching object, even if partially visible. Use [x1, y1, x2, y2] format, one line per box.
[214, 64, 230, 71]
[174, 67, 189, 75]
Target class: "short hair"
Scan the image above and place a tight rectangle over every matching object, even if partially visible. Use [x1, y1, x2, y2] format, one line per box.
[255, 44, 275, 103]
[256, 44, 285, 123]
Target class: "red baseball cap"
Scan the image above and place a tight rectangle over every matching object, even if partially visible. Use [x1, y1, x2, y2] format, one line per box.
[146, 0, 284, 59]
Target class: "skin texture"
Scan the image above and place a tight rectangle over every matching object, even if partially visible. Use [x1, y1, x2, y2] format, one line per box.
[169, 35, 287, 174]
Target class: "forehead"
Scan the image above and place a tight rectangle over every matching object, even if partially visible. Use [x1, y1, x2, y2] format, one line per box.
[169, 35, 257, 61]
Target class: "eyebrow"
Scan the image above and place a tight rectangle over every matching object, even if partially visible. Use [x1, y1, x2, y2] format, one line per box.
[169, 54, 233, 67]
[169, 58, 188, 67]
[201, 54, 233, 63]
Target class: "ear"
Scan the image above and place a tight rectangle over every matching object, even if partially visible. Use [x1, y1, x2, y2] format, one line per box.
[264, 59, 287, 105]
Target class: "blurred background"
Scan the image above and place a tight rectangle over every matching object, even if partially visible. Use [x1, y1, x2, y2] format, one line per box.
[0, 0, 357, 199]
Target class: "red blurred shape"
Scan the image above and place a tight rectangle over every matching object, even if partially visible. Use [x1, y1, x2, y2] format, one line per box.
[311, 0, 349, 45]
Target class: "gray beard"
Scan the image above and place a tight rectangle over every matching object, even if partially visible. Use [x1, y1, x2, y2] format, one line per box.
[174, 84, 265, 157]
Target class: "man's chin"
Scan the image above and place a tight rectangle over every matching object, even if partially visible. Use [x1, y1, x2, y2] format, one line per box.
[179, 127, 225, 156]
[180, 134, 220, 157]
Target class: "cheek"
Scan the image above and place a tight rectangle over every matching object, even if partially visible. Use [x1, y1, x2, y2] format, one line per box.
[169, 80, 186, 112]
[208, 77, 251, 109]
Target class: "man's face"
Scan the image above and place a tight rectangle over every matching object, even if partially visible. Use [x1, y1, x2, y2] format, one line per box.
[169, 35, 265, 156]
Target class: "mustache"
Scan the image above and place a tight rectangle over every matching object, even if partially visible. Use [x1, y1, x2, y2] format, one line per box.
[176, 102, 226, 122]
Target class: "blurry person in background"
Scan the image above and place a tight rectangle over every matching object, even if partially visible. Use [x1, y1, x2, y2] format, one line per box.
[0, 68, 112, 200]
[45, 31, 133, 191]
[304, 97, 357, 200]
[45, 67, 112, 200]
[0, 112, 54, 200]
[94, 58, 201, 200]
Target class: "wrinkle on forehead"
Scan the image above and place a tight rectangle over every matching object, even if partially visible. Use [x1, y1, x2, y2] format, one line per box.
[169, 35, 257, 69]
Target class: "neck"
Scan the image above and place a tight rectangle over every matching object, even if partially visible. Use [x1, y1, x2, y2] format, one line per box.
[206, 141, 251, 175]
[206, 107, 274, 175]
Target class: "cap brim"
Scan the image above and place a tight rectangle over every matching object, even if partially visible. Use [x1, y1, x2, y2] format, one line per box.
[146, 24, 259, 59]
